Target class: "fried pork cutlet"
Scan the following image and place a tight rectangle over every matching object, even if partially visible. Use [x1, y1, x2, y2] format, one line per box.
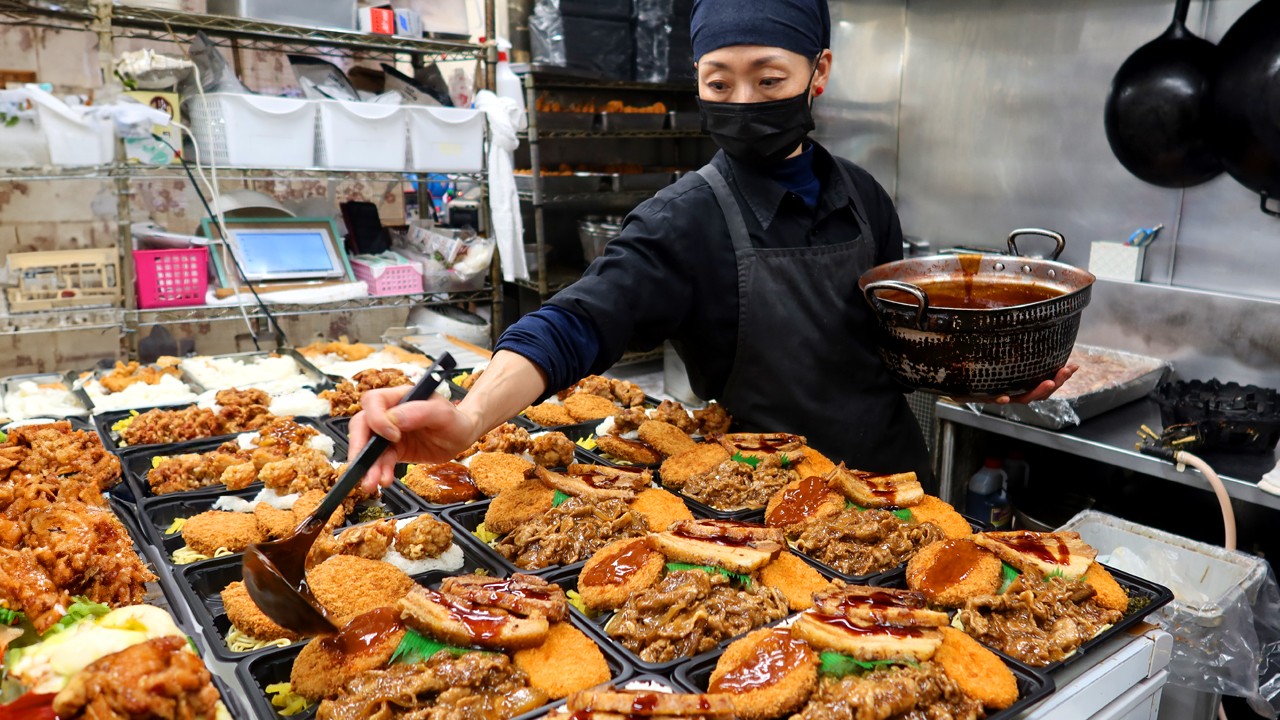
[658, 443, 730, 489]
[758, 552, 832, 612]
[524, 402, 576, 427]
[253, 503, 296, 540]
[629, 487, 693, 532]
[513, 622, 612, 699]
[638, 420, 697, 458]
[907, 495, 972, 539]
[564, 393, 622, 422]
[485, 477, 555, 535]
[290, 607, 405, 702]
[596, 435, 662, 465]
[181, 511, 264, 556]
[221, 580, 300, 642]
[578, 537, 666, 611]
[905, 539, 1002, 608]
[469, 453, 535, 497]
[933, 626, 1019, 710]
[709, 628, 819, 720]
[307, 555, 416, 626]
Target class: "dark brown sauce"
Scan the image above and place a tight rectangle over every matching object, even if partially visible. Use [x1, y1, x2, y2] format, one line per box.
[916, 539, 990, 595]
[422, 462, 478, 503]
[573, 471, 615, 489]
[604, 437, 657, 457]
[630, 694, 659, 713]
[672, 528, 754, 548]
[472, 578, 554, 602]
[767, 476, 834, 527]
[992, 532, 1070, 565]
[582, 539, 654, 586]
[709, 629, 811, 693]
[828, 591, 924, 611]
[317, 606, 403, 655]
[810, 612, 924, 638]
[882, 279, 1064, 310]
[423, 587, 510, 640]
[732, 435, 801, 454]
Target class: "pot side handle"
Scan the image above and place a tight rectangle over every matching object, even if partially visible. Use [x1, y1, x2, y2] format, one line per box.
[864, 280, 930, 329]
[1007, 228, 1066, 261]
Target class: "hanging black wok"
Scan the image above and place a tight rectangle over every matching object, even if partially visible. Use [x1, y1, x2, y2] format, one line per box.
[1208, 0, 1280, 215]
[1104, 0, 1222, 188]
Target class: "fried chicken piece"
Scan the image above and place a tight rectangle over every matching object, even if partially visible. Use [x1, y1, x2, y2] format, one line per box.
[181, 511, 264, 557]
[332, 519, 397, 560]
[651, 400, 698, 434]
[354, 367, 412, 392]
[22, 502, 155, 607]
[530, 432, 577, 467]
[513, 622, 612, 699]
[611, 407, 650, 435]
[321, 381, 362, 417]
[215, 387, 271, 407]
[221, 580, 301, 643]
[525, 402, 576, 427]
[120, 406, 223, 447]
[300, 340, 377, 361]
[307, 555, 416, 626]
[52, 636, 222, 720]
[291, 608, 406, 702]
[253, 417, 320, 451]
[258, 449, 342, 495]
[0, 547, 71, 632]
[569, 375, 616, 401]
[396, 515, 453, 560]
[0, 423, 121, 492]
[694, 402, 732, 436]
[467, 423, 533, 456]
[400, 462, 481, 505]
[98, 360, 182, 393]
[148, 449, 250, 495]
[220, 461, 259, 491]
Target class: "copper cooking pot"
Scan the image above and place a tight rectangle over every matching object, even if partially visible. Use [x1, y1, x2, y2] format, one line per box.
[859, 229, 1096, 398]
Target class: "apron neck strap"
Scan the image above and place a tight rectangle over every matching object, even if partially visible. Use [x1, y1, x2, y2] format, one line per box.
[697, 164, 753, 253]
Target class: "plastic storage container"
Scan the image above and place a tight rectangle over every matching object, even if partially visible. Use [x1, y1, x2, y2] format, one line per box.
[183, 93, 317, 168]
[406, 106, 485, 173]
[349, 252, 423, 296]
[133, 247, 209, 309]
[206, 0, 357, 29]
[317, 100, 408, 171]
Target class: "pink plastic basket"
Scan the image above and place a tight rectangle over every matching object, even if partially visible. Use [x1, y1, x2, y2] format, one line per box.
[133, 247, 209, 309]
[350, 256, 423, 296]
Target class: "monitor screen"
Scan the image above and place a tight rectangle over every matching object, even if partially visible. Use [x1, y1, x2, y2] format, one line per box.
[227, 228, 344, 281]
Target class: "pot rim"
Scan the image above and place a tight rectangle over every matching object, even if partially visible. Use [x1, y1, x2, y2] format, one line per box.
[858, 252, 1096, 314]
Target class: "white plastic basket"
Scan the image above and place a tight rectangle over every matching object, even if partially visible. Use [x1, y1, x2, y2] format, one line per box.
[406, 106, 484, 173]
[317, 100, 408, 171]
[183, 93, 317, 169]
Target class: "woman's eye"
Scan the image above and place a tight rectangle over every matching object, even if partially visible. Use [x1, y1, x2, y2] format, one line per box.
[760, 77, 783, 88]
[707, 81, 728, 92]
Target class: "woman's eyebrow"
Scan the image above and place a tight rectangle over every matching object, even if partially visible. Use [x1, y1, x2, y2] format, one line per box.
[751, 54, 789, 67]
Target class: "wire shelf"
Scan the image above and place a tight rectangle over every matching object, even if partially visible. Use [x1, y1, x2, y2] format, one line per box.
[0, 164, 486, 183]
[123, 289, 493, 327]
[521, 129, 706, 140]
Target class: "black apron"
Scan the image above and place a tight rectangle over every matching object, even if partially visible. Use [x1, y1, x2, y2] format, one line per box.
[696, 163, 930, 479]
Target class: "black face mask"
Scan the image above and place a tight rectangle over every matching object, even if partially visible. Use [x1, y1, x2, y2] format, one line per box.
[698, 67, 818, 167]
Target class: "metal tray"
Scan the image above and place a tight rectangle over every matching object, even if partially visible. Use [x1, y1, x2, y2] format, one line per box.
[137, 483, 420, 570]
[878, 562, 1173, 675]
[671, 630, 1055, 720]
[296, 341, 433, 382]
[515, 172, 611, 195]
[118, 417, 346, 504]
[395, 333, 492, 370]
[972, 345, 1170, 430]
[667, 110, 702, 131]
[175, 514, 500, 662]
[610, 172, 677, 192]
[178, 348, 332, 394]
[74, 364, 199, 414]
[536, 111, 598, 132]
[0, 370, 91, 420]
[234, 594, 635, 720]
[599, 112, 666, 133]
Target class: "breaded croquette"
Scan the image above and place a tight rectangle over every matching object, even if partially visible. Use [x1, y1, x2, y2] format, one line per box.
[306, 555, 416, 626]
[578, 538, 665, 611]
[564, 393, 622, 422]
[292, 489, 350, 531]
[290, 608, 405, 701]
[709, 628, 818, 720]
[253, 503, 296, 539]
[1085, 562, 1129, 611]
[638, 420, 697, 458]
[791, 448, 835, 481]
[181, 511, 264, 556]
[630, 487, 694, 532]
[221, 580, 300, 642]
[658, 443, 731, 489]
[524, 402, 576, 427]
[485, 477, 555, 535]
[759, 552, 832, 611]
[469, 452, 536, 496]
[905, 539, 1002, 608]
[512, 622, 611, 699]
[934, 626, 1019, 710]
[596, 435, 662, 465]
[908, 495, 972, 539]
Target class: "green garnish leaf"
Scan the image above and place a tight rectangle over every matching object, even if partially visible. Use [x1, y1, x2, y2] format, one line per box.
[0, 430, 7, 443]
[846, 500, 858, 510]
[666, 562, 752, 587]
[892, 508, 913, 522]
[997, 562, 1021, 594]
[0, 607, 24, 626]
[818, 651, 917, 677]
[552, 490, 571, 507]
[42, 596, 110, 637]
[780, 455, 792, 468]
[391, 628, 487, 665]
[732, 452, 760, 469]
[1045, 569, 1066, 580]
[187, 635, 199, 654]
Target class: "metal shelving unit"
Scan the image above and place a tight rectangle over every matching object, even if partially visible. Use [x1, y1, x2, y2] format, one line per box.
[0, 0, 502, 354]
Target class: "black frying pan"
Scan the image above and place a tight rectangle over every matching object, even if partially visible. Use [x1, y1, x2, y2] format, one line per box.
[1207, 0, 1280, 216]
[1104, 0, 1222, 188]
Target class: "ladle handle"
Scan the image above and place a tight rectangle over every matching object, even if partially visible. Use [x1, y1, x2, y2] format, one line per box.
[1007, 228, 1066, 261]
[308, 353, 458, 526]
[864, 280, 930, 329]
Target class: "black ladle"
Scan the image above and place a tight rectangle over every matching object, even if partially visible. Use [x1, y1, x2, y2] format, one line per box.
[1104, 0, 1223, 188]
[242, 352, 456, 635]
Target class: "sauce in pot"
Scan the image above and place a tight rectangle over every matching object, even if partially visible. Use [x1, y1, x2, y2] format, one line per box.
[883, 279, 1064, 310]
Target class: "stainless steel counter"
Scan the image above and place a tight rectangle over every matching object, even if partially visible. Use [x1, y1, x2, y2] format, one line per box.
[935, 399, 1280, 512]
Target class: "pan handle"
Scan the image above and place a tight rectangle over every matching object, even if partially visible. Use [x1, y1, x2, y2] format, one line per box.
[1007, 228, 1066, 261]
[864, 280, 930, 329]
[1262, 193, 1280, 218]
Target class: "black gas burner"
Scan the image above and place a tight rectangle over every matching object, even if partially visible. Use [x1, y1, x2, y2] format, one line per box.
[1152, 379, 1280, 454]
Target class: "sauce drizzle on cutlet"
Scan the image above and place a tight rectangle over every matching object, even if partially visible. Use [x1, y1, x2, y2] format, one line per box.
[709, 629, 811, 693]
[767, 476, 835, 527]
[991, 532, 1071, 565]
[808, 613, 924, 638]
[422, 587, 510, 640]
[915, 539, 991, 596]
[419, 462, 477, 502]
[317, 607, 403, 656]
[583, 540, 655, 586]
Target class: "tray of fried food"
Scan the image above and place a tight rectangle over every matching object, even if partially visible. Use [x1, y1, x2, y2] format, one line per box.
[76, 356, 200, 413]
[672, 583, 1053, 720]
[560, 519, 840, 672]
[179, 348, 330, 395]
[298, 338, 434, 380]
[175, 510, 487, 662]
[653, 432, 838, 520]
[575, 398, 732, 467]
[237, 571, 632, 720]
[896, 529, 1173, 672]
[513, 375, 657, 430]
[448, 462, 698, 577]
[320, 364, 459, 418]
[0, 371, 90, 421]
[544, 679, 734, 720]
[762, 463, 976, 582]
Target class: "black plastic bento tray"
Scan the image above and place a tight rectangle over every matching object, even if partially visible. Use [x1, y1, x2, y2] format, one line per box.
[878, 562, 1174, 675]
[117, 417, 346, 504]
[518, 395, 663, 432]
[393, 441, 601, 513]
[94, 401, 334, 456]
[790, 516, 987, 585]
[671, 632, 1055, 720]
[234, 593, 635, 720]
[176, 514, 501, 663]
[136, 482, 421, 569]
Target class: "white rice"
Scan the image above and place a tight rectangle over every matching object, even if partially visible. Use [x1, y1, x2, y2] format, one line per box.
[309, 350, 429, 382]
[622, 680, 674, 693]
[211, 495, 253, 513]
[4, 381, 86, 420]
[211, 488, 300, 513]
[594, 415, 640, 440]
[181, 356, 308, 392]
[85, 374, 197, 411]
[268, 390, 331, 418]
[234, 430, 334, 458]
[384, 517, 465, 574]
